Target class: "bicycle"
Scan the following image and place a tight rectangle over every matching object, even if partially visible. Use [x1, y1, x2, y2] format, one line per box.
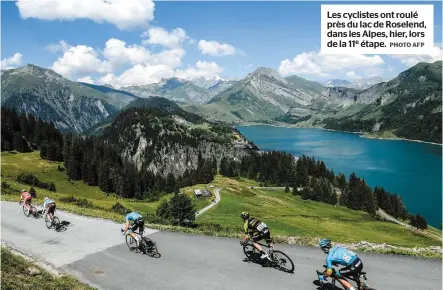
[20, 202, 41, 219]
[316, 264, 376, 290]
[45, 212, 63, 231]
[122, 229, 160, 258]
[241, 237, 294, 273]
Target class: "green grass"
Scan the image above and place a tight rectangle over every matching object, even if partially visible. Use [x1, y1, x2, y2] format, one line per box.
[1, 247, 95, 290]
[1, 151, 440, 251]
[197, 176, 441, 248]
[1, 151, 211, 219]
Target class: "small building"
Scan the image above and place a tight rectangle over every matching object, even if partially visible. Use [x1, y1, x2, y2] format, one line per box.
[194, 189, 202, 198]
[201, 189, 212, 197]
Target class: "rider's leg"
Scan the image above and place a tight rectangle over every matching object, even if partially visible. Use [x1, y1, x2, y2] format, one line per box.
[252, 241, 264, 252]
[337, 262, 361, 290]
[335, 277, 354, 290]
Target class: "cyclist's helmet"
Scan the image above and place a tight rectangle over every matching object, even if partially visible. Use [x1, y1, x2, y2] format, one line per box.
[21, 189, 26, 193]
[124, 209, 131, 215]
[319, 238, 332, 253]
[240, 211, 249, 220]
[44, 197, 49, 202]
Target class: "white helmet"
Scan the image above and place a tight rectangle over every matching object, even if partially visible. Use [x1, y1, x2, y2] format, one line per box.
[21, 189, 26, 192]
[44, 197, 49, 202]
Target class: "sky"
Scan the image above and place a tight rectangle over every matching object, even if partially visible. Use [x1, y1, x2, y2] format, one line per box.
[1, 0, 442, 88]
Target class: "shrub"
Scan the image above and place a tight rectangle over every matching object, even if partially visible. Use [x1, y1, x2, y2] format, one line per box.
[16, 173, 56, 192]
[111, 202, 129, 215]
[59, 196, 94, 208]
[1, 181, 11, 189]
[29, 187, 37, 198]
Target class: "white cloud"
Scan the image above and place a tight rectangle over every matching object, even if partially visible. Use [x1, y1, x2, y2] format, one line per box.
[99, 64, 175, 88]
[389, 45, 443, 67]
[101, 61, 223, 88]
[46, 40, 70, 53]
[77, 76, 95, 84]
[141, 27, 190, 48]
[103, 38, 185, 69]
[175, 61, 223, 80]
[16, 0, 155, 30]
[198, 40, 237, 56]
[51, 45, 109, 77]
[346, 71, 362, 80]
[278, 51, 384, 77]
[1, 53, 23, 70]
[104, 38, 150, 69]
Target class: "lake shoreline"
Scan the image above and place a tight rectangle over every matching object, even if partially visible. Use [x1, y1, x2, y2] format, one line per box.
[236, 123, 442, 146]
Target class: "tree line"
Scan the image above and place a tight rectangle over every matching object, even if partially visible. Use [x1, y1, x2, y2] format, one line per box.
[220, 151, 427, 229]
[1, 108, 63, 160]
[62, 133, 217, 201]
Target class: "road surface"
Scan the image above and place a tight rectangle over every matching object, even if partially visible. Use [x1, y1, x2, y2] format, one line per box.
[196, 188, 220, 217]
[1, 201, 441, 290]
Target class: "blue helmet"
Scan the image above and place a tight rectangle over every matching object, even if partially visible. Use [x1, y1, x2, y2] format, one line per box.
[319, 238, 332, 252]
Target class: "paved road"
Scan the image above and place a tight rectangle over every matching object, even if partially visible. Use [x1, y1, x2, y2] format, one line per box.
[196, 188, 220, 217]
[1, 202, 441, 290]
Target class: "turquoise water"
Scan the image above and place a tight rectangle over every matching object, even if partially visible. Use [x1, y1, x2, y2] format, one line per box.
[237, 125, 442, 228]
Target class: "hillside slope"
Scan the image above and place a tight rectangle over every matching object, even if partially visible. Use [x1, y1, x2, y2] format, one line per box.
[319, 61, 442, 143]
[1, 65, 120, 133]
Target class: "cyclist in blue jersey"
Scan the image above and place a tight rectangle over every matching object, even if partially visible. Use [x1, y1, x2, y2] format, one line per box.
[42, 197, 56, 223]
[121, 209, 145, 246]
[318, 239, 364, 290]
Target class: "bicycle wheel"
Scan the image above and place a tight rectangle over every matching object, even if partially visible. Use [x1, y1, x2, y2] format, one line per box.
[144, 238, 161, 258]
[243, 244, 257, 261]
[125, 235, 139, 253]
[45, 215, 52, 228]
[53, 217, 61, 231]
[30, 206, 37, 218]
[361, 282, 376, 290]
[23, 205, 30, 217]
[271, 250, 294, 273]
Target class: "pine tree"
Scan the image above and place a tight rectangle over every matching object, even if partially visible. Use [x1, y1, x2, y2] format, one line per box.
[49, 182, 56, 192]
[166, 173, 176, 193]
[168, 193, 196, 226]
[156, 200, 170, 219]
[292, 186, 299, 196]
[284, 183, 290, 193]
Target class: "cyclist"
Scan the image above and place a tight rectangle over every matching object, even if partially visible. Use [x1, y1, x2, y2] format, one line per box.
[318, 238, 364, 290]
[19, 189, 33, 213]
[121, 209, 145, 246]
[239, 212, 274, 260]
[42, 197, 56, 223]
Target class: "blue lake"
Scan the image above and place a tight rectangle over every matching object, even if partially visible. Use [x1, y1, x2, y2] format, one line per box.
[237, 125, 442, 228]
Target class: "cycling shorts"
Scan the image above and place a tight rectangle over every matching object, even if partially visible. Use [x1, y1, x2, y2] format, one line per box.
[251, 228, 273, 244]
[127, 218, 144, 234]
[339, 257, 363, 278]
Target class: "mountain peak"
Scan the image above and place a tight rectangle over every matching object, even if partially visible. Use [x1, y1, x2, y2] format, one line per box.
[250, 67, 280, 78]
[10, 64, 63, 79]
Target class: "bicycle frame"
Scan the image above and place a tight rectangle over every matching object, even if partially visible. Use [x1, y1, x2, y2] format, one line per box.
[317, 266, 368, 289]
[244, 237, 274, 251]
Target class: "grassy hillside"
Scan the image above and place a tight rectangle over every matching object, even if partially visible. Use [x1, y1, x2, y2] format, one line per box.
[1, 151, 212, 218]
[196, 177, 440, 248]
[1, 247, 95, 290]
[1, 151, 440, 249]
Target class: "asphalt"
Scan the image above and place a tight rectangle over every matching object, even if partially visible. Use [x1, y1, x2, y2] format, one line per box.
[1, 201, 441, 290]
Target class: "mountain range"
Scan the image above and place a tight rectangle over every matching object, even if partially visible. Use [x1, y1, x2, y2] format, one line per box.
[1, 61, 441, 143]
[323, 77, 386, 90]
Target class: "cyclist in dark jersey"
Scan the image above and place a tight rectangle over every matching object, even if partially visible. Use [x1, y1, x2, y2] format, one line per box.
[240, 212, 274, 260]
[319, 238, 364, 290]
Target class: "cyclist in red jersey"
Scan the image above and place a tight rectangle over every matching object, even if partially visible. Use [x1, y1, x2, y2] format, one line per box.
[19, 189, 33, 212]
